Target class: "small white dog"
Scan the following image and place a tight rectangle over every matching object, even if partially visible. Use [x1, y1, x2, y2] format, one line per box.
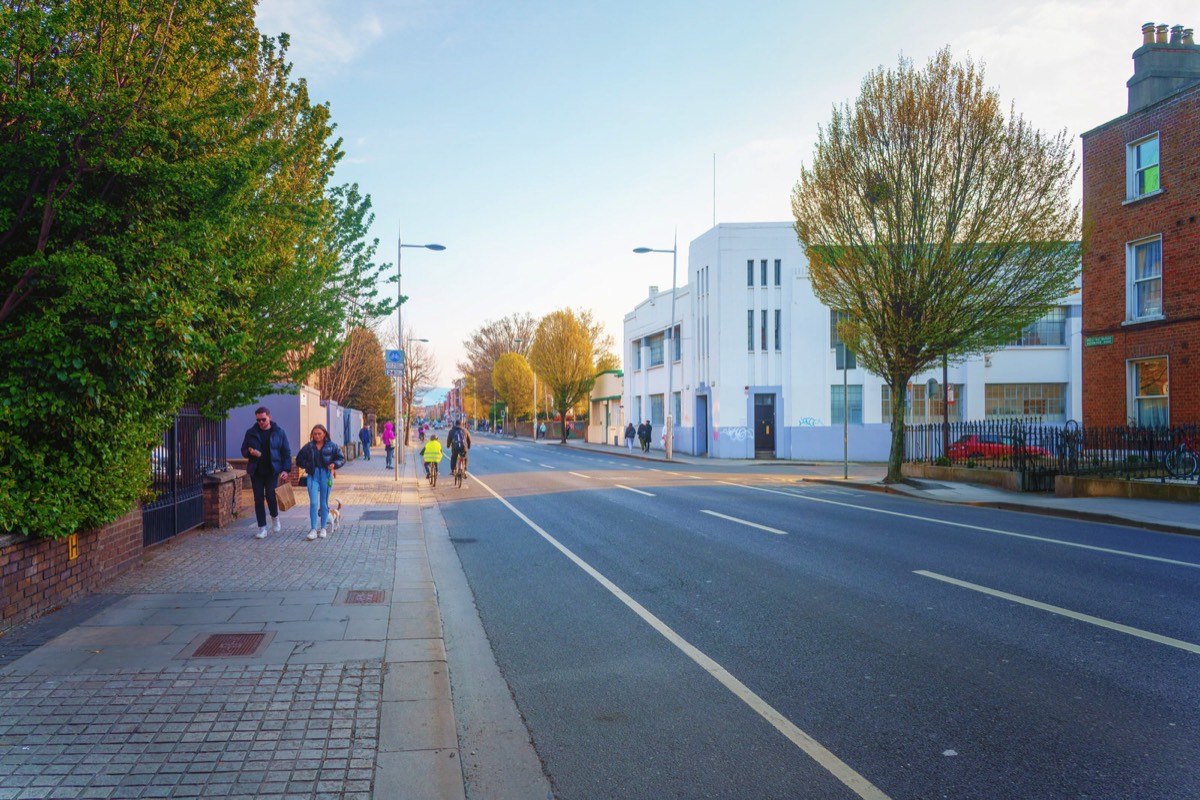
[328, 498, 343, 533]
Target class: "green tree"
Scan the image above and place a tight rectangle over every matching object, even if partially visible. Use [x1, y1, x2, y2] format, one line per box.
[457, 313, 536, 415]
[529, 308, 596, 443]
[492, 352, 533, 421]
[791, 48, 1079, 482]
[319, 327, 391, 416]
[0, 2, 392, 537]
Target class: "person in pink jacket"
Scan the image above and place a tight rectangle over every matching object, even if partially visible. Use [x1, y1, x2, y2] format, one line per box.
[382, 421, 397, 469]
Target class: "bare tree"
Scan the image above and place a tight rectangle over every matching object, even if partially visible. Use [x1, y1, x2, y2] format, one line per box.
[791, 48, 1079, 482]
[401, 333, 438, 446]
[318, 327, 391, 415]
[457, 313, 537, 410]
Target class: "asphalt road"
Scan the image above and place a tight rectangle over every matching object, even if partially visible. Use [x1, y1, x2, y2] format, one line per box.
[434, 435, 1200, 800]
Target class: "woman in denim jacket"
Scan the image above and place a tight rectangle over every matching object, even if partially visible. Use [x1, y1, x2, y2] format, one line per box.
[295, 424, 346, 540]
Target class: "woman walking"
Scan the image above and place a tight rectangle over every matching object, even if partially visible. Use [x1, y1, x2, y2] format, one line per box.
[382, 421, 396, 469]
[295, 424, 346, 541]
[624, 422, 636, 452]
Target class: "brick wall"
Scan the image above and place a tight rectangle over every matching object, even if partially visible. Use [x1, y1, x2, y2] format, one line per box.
[0, 509, 143, 634]
[1081, 84, 1200, 426]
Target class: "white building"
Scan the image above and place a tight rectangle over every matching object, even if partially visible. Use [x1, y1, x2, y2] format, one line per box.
[623, 222, 1083, 460]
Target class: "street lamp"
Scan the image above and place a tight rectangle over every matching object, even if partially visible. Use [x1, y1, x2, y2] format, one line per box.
[395, 234, 445, 481]
[514, 337, 537, 442]
[633, 230, 678, 461]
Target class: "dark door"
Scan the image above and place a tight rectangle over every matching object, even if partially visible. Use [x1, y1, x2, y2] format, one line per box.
[754, 394, 775, 458]
[696, 396, 709, 456]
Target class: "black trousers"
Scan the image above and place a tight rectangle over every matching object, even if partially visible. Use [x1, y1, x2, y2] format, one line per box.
[250, 473, 279, 527]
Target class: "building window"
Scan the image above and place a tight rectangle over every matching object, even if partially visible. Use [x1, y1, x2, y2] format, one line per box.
[760, 259, 768, 286]
[671, 391, 681, 425]
[1007, 306, 1067, 346]
[672, 324, 681, 361]
[1130, 358, 1168, 427]
[774, 310, 781, 351]
[984, 383, 1067, 422]
[634, 396, 642, 425]
[647, 333, 664, 366]
[760, 309, 768, 351]
[747, 259, 754, 287]
[1127, 236, 1163, 320]
[650, 394, 664, 426]
[1127, 134, 1160, 199]
[747, 310, 754, 351]
[774, 259, 781, 286]
[831, 385, 863, 424]
[830, 309, 850, 348]
[632, 339, 641, 370]
[882, 384, 965, 424]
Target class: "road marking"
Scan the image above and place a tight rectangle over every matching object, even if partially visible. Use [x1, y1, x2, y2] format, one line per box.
[520, 457, 531, 463]
[720, 482, 1200, 570]
[540, 464, 555, 470]
[915, 570, 1200, 655]
[615, 484, 655, 497]
[700, 510, 786, 535]
[470, 475, 892, 800]
[568, 472, 591, 479]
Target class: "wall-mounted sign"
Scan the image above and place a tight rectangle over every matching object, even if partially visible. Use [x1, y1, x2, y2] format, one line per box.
[1085, 335, 1114, 347]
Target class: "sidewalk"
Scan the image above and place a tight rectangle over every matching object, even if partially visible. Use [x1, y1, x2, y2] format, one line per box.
[507, 432, 1200, 537]
[0, 449, 468, 800]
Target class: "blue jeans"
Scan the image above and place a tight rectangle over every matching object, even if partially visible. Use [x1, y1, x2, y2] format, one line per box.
[361, 441, 371, 460]
[307, 467, 331, 530]
[385, 445, 394, 468]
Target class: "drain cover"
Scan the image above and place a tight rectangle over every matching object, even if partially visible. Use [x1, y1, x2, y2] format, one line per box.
[343, 589, 386, 605]
[193, 633, 267, 658]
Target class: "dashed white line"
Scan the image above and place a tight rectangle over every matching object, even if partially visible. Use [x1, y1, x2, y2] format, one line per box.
[701, 510, 787, 535]
[615, 484, 655, 497]
[568, 472, 591, 479]
[540, 464, 555, 470]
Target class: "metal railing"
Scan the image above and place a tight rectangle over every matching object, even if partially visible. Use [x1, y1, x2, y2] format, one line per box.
[143, 405, 227, 546]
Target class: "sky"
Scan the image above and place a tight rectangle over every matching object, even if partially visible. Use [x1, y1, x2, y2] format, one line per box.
[255, 0, 1195, 388]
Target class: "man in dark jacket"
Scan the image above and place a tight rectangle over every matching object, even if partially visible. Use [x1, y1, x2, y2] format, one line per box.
[358, 424, 372, 460]
[637, 420, 652, 452]
[240, 406, 292, 539]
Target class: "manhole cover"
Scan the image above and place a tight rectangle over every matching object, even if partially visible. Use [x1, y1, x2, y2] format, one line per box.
[343, 589, 386, 605]
[361, 510, 399, 521]
[192, 633, 266, 658]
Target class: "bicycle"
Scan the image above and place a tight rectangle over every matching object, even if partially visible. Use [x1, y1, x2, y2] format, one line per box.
[1164, 437, 1198, 479]
[454, 452, 468, 488]
[427, 460, 439, 487]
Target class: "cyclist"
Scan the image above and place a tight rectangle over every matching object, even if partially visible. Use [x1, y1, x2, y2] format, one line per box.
[422, 434, 443, 481]
[448, 420, 472, 481]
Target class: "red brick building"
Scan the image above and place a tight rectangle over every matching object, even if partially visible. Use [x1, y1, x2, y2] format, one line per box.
[1081, 22, 1200, 427]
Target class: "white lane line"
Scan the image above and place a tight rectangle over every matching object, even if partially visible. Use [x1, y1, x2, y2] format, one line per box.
[915, 570, 1200, 655]
[688, 475, 705, 480]
[720, 482, 1200, 570]
[701, 510, 787, 535]
[471, 475, 891, 800]
[540, 464, 556, 470]
[568, 472, 591, 479]
[520, 457, 532, 463]
[615, 484, 656, 497]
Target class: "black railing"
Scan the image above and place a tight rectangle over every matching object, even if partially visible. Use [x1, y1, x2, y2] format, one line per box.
[143, 405, 226, 546]
[906, 419, 1199, 489]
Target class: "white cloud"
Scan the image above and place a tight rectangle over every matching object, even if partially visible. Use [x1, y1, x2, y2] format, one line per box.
[255, 0, 386, 72]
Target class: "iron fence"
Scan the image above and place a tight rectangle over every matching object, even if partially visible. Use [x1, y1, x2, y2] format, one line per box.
[143, 405, 227, 546]
[906, 419, 1200, 490]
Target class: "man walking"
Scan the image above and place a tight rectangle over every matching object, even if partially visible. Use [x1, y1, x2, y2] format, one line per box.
[240, 407, 292, 539]
[359, 423, 372, 461]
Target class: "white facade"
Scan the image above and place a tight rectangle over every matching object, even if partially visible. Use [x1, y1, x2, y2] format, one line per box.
[623, 222, 1083, 459]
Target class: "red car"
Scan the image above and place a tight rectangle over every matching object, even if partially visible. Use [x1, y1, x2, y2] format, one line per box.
[946, 434, 1050, 460]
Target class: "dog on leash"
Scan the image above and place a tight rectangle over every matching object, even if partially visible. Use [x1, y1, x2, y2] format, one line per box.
[328, 498, 343, 533]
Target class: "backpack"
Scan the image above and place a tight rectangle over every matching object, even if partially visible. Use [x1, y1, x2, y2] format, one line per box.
[450, 427, 466, 450]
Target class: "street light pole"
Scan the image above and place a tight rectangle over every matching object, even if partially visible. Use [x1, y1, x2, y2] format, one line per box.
[394, 234, 445, 481]
[633, 229, 678, 461]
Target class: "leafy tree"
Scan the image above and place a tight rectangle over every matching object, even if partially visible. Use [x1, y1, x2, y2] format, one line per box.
[791, 48, 1079, 482]
[493, 353, 533, 420]
[0, 2, 392, 537]
[457, 313, 536, 413]
[319, 327, 391, 415]
[529, 308, 597, 443]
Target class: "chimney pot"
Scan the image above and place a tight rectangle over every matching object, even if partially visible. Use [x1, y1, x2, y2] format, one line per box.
[649, 285, 659, 296]
[1171, 25, 1184, 44]
[1157, 24, 1169, 43]
[1143, 22, 1157, 45]
[1186, 28, 1195, 46]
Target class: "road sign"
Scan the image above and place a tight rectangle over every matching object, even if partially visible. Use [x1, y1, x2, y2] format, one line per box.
[385, 349, 405, 377]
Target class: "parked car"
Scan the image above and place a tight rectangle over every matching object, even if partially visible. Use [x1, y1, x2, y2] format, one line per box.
[946, 434, 1050, 460]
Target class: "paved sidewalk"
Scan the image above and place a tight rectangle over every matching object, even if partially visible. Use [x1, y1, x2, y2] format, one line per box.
[0, 449, 467, 800]
[497, 432, 1200, 536]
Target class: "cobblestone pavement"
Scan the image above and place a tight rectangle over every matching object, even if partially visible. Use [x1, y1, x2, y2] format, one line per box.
[0, 455, 463, 800]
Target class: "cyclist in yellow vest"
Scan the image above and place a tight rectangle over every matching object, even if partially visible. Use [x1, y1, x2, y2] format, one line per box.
[421, 434, 443, 480]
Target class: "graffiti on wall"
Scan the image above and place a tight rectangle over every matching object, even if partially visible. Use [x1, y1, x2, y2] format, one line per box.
[797, 417, 823, 427]
[719, 426, 751, 441]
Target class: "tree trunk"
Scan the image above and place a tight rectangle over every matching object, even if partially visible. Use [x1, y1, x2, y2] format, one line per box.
[886, 376, 909, 483]
[560, 409, 568, 444]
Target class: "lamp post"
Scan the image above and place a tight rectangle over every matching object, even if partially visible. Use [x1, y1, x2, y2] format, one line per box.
[395, 235, 445, 481]
[633, 230, 678, 461]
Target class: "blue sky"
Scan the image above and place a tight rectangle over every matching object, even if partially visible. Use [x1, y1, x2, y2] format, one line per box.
[256, 0, 1193, 383]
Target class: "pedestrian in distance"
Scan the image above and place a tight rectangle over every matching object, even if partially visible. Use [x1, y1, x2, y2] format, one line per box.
[295, 424, 345, 541]
[643, 420, 653, 452]
[382, 421, 396, 469]
[240, 406, 292, 539]
[538, 421, 547, 440]
[624, 422, 636, 452]
[358, 424, 372, 461]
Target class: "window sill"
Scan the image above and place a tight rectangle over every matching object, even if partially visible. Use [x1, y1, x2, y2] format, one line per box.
[1122, 315, 1166, 326]
[1123, 188, 1164, 205]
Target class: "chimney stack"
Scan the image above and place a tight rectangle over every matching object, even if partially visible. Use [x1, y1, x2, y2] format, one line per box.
[1128, 21, 1200, 112]
[649, 285, 659, 297]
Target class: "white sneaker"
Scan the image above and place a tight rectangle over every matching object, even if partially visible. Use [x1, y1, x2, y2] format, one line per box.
[272, 517, 282, 533]
[306, 529, 318, 541]
[256, 527, 269, 539]
[318, 528, 328, 539]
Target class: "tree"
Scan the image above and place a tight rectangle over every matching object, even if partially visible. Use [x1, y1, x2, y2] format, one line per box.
[319, 327, 391, 415]
[0, 3, 392, 537]
[529, 309, 597, 443]
[492, 353, 533, 421]
[457, 313, 537, 414]
[400, 333, 438, 446]
[791, 48, 1079, 482]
